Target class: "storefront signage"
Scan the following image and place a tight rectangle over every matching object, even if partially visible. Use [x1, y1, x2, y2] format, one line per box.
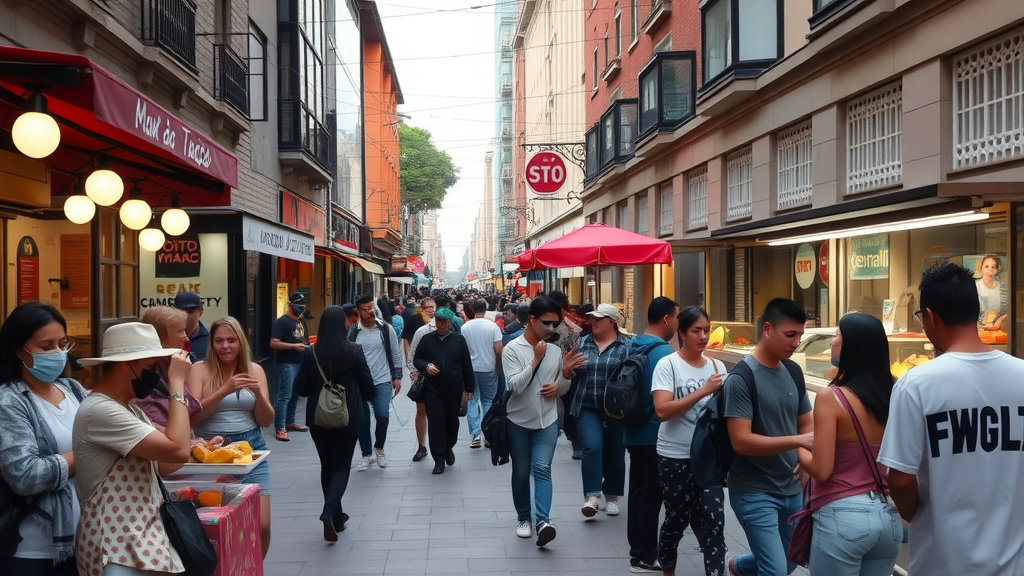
[390, 257, 410, 273]
[795, 244, 816, 290]
[155, 233, 202, 278]
[60, 235, 91, 308]
[280, 190, 327, 246]
[243, 215, 315, 263]
[16, 236, 38, 305]
[818, 242, 829, 286]
[409, 256, 425, 273]
[849, 235, 890, 280]
[526, 152, 567, 195]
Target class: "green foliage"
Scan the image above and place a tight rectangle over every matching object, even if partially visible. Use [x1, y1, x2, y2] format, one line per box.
[399, 124, 459, 214]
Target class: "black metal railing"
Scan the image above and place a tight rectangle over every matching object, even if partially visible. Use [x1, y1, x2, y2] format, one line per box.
[279, 99, 331, 169]
[214, 44, 249, 116]
[140, 0, 197, 71]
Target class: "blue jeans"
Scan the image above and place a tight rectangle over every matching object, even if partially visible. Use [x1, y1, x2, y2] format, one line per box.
[466, 371, 499, 436]
[358, 382, 392, 456]
[507, 420, 558, 527]
[273, 362, 300, 431]
[576, 407, 625, 498]
[730, 491, 803, 576]
[810, 492, 902, 576]
[223, 427, 271, 495]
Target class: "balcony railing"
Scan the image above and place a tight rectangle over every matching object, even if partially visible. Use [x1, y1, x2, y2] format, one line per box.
[214, 44, 249, 116]
[280, 99, 331, 169]
[140, 0, 197, 71]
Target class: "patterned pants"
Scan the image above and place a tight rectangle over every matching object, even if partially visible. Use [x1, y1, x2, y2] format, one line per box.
[658, 455, 726, 576]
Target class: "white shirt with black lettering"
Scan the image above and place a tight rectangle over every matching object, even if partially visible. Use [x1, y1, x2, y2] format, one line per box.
[878, 349, 1024, 576]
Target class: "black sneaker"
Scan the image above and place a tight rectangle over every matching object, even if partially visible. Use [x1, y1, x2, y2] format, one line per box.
[445, 449, 455, 466]
[535, 521, 556, 546]
[629, 560, 661, 573]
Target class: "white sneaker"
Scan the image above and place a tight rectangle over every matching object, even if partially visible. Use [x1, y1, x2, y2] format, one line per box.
[469, 434, 483, 449]
[605, 498, 619, 516]
[356, 455, 374, 471]
[374, 447, 387, 468]
[581, 498, 599, 518]
[535, 521, 556, 546]
[515, 520, 532, 538]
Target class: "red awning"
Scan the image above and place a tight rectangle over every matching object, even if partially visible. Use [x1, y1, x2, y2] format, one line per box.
[518, 223, 672, 271]
[0, 46, 238, 204]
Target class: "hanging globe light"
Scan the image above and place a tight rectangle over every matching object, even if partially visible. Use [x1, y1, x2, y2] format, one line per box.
[63, 183, 96, 225]
[139, 218, 166, 252]
[160, 196, 190, 236]
[12, 90, 60, 159]
[118, 185, 151, 230]
[85, 158, 124, 206]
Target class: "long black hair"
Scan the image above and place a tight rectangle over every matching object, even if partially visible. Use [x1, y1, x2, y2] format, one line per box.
[377, 296, 393, 324]
[0, 302, 67, 384]
[676, 306, 710, 337]
[313, 306, 359, 379]
[833, 313, 894, 423]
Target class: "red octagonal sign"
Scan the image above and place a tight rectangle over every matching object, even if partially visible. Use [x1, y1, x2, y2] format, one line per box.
[526, 152, 567, 195]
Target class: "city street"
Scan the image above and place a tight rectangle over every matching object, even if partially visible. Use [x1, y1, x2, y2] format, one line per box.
[262, 392, 810, 576]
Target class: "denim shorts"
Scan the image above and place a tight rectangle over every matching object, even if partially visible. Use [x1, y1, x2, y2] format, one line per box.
[221, 427, 271, 496]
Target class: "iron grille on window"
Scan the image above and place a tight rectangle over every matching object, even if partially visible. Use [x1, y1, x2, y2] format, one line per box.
[280, 99, 330, 169]
[846, 82, 902, 194]
[776, 122, 812, 210]
[726, 146, 752, 222]
[140, 0, 197, 71]
[215, 44, 249, 116]
[687, 165, 708, 230]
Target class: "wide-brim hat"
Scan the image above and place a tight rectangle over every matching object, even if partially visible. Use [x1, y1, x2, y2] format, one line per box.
[78, 322, 181, 366]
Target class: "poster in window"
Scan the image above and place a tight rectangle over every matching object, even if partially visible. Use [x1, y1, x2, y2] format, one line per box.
[17, 236, 39, 306]
[155, 232, 202, 278]
[61, 235, 91, 308]
[849, 235, 890, 280]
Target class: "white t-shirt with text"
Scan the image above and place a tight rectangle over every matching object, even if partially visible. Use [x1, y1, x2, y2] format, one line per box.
[651, 353, 726, 459]
[460, 318, 503, 373]
[878, 350, 1024, 576]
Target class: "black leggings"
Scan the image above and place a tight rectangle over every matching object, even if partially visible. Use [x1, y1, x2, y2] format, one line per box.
[658, 456, 725, 575]
[309, 426, 359, 528]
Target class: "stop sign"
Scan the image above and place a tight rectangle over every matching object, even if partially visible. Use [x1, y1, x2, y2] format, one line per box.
[525, 152, 567, 195]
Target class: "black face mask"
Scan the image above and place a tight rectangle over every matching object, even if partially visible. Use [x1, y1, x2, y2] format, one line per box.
[130, 366, 163, 399]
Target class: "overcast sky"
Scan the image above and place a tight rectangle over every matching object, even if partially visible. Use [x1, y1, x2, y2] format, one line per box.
[374, 1, 500, 272]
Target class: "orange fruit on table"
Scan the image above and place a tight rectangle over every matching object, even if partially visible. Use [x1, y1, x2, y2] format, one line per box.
[198, 491, 222, 507]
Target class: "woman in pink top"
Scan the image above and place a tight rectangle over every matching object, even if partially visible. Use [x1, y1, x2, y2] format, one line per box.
[797, 313, 901, 576]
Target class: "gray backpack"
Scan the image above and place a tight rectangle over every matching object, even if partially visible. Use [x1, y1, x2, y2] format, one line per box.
[312, 347, 349, 428]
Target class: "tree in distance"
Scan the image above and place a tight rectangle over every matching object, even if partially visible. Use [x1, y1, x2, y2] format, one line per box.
[400, 124, 459, 214]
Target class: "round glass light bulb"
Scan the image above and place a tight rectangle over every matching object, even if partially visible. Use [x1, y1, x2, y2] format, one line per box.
[85, 169, 124, 206]
[139, 227, 166, 252]
[161, 208, 191, 236]
[119, 198, 152, 230]
[12, 111, 60, 158]
[63, 195, 96, 225]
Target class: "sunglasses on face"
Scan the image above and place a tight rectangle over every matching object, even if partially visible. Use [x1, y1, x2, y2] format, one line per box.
[539, 320, 560, 328]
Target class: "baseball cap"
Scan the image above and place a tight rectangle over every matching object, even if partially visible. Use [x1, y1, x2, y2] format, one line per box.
[289, 291, 308, 305]
[173, 291, 203, 310]
[434, 307, 455, 321]
[586, 303, 621, 322]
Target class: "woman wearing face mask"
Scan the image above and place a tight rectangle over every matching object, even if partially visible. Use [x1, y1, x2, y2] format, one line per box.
[0, 303, 85, 575]
[72, 323, 192, 576]
[797, 313, 900, 576]
[187, 317, 274, 558]
[651, 307, 727, 576]
[136, 306, 203, 432]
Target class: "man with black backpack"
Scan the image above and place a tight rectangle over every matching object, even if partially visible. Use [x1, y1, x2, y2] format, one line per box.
[722, 298, 814, 576]
[622, 297, 678, 573]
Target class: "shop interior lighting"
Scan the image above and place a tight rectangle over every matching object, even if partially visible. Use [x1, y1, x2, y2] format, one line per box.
[63, 182, 96, 225]
[160, 196, 190, 236]
[85, 157, 124, 206]
[118, 184, 152, 230]
[139, 217, 166, 252]
[12, 87, 61, 159]
[763, 211, 991, 246]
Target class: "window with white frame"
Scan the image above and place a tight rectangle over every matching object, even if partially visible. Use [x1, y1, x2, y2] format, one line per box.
[953, 30, 1024, 170]
[659, 182, 674, 235]
[631, 0, 638, 41]
[637, 192, 649, 234]
[726, 147, 753, 221]
[687, 165, 708, 230]
[776, 121, 812, 210]
[615, 7, 622, 57]
[846, 82, 902, 194]
[592, 48, 598, 89]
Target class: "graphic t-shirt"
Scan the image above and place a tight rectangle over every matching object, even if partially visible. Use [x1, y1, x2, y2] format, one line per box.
[460, 318, 503, 373]
[878, 350, 1024, 576]
[271, 314, 305, 364]
[651, 353, 726, 459]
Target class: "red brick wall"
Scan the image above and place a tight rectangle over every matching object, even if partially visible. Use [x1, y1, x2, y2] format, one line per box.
[585, 0, 702, 127]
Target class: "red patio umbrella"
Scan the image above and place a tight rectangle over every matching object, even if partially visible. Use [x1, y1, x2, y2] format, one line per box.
[518, 223, 672, 270]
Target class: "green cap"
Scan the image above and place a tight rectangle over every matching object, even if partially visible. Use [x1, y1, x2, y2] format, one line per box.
[435, 307, 455, 321]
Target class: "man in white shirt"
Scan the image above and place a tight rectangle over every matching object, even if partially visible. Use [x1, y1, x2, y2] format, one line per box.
[879, 263, 1024, 576]
[349, 295, 402, 471]
[460, 299, 503, 448]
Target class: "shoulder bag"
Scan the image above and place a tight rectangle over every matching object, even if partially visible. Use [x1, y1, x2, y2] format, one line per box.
[157, 476, 218, 576]
[312, 347, 349, 428]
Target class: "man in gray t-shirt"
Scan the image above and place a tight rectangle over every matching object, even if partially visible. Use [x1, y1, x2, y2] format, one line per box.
[723, 299, 814, 576]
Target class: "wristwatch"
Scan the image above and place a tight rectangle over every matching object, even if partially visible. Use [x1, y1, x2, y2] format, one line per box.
[170, 392, 188, 407]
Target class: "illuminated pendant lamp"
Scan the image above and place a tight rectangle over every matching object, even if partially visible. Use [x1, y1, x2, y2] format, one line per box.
[85, 157, 124, 206]
[139, 216, 166, 252]
[118, 184, 152, 230]
[63, 181, 96, 225]
[160, 196, 191, 236]
[12, 87, 61, 159]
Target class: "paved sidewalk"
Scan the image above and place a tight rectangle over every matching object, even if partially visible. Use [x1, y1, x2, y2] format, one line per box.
[262, 392, 809, 576]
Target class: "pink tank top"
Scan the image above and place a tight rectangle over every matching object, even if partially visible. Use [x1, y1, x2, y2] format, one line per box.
[809, 440, 887, 509]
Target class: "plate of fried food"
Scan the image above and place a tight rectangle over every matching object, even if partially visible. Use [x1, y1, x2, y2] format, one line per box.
[179, 436, 270, 474]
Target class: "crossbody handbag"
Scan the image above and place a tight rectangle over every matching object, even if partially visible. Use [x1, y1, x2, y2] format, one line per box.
[157, 476, 218, 576]
[312, 347, 350, 428]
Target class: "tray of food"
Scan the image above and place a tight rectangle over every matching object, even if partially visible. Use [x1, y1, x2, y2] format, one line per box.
[178, 436, 270, 475]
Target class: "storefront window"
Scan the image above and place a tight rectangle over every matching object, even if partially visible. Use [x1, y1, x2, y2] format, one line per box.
[99, 210, 138, 322]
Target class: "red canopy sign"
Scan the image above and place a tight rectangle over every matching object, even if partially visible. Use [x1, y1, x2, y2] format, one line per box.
[518, 223, 672, 270]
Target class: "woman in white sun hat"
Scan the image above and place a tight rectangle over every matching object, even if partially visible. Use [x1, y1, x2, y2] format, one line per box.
[71, 323, 192, 576]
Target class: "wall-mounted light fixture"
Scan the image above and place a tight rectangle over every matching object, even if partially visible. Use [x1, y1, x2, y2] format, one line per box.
[12, 85, 61, 159]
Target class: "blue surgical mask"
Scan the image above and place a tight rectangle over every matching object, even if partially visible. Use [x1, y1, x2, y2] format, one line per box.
[23, 348, 67, 383]
[292, 304, 306, 315]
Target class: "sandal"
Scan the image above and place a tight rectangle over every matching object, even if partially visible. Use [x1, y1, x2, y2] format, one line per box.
[727, 556, 738, 576]
[275, 430, 290, 442]
[286, 424, 309, 432]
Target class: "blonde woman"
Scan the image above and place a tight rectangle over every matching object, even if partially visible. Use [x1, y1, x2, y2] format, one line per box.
[186, 317, 274, 557]
[137, 306, 202, 430]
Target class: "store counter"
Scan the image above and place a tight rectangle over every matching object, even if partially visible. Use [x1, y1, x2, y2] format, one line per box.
[164, 481, 263, 576]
